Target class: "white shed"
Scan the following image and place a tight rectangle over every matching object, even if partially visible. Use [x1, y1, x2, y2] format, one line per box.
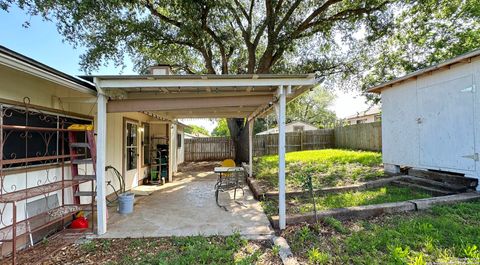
[369, 49, 480, 187]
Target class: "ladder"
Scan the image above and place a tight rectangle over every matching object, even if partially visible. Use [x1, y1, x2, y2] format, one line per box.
[67, 124, 97, 204]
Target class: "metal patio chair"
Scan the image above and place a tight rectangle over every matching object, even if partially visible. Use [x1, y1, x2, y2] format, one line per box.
[215, 167, 246, 211]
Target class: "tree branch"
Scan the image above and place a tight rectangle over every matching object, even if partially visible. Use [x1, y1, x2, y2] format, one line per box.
[144, 0, 183, 28]
[200, 5, 229, 73]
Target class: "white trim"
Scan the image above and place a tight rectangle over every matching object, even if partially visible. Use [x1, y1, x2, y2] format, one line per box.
[276, 85, 287, 230]
[0, 53, 96, 96]
[248, 120, 254, 177]
[96, 93, 107, 235]
[97, 76, 316, 89]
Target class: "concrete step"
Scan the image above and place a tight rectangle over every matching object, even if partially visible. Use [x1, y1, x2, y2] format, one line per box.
[74, 175, 96, 181]
[392, 180, 454, 196]
[72, 158, 93, 165]
[408, 169, 478, 189]
[70, 142, 90, 148]
[74, 191, 96, 197]
[402, 175, 467, 192]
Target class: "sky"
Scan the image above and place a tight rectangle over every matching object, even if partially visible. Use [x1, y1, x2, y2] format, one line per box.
[0, 6, 374, 133]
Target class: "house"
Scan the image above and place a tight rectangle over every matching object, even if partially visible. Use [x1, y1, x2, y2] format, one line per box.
[368, 48, 480, 189]
[0, 45, 318, 259]
[0, 45, 187, 254]
[184, 131, 210, 139]
[345, 107, 381, 125]
[256, 121, 318, 135]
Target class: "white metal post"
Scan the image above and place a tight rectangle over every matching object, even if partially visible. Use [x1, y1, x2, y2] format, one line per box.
[248, 119, 254, 177]
[96, 93, 107, 235]
[276, 85, 287, 229]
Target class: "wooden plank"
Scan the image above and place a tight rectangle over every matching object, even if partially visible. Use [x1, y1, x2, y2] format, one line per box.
[334, 122, 381, 151]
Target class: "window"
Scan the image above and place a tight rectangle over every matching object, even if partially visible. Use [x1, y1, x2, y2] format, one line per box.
[125, 121, 138, 171]
[356, 119, 367, 124]
[177, 133, 182, 148]
[0, 103, 92, 169]
[142, 123, 150, 165]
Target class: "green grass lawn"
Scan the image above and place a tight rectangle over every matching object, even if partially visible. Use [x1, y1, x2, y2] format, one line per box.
[261, 185, 431, 217]
[283, 201, 480, 264]
[254, 149, 384, 192]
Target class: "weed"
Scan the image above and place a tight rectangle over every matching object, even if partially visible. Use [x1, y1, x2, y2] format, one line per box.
[388, 245, 410, 264]
[99, 239, 111, 250]
[463, 244, 480, 259]
[322, 217, 349, 234]
[81, 241, 97, 253]
[272, 245, 280, 256]
[308, 247, 330, 264]
[423, 237, 435, 254]
[128, 238, 143, 249]
[297, 226, 314, 244]
[408, 253, 426, 265]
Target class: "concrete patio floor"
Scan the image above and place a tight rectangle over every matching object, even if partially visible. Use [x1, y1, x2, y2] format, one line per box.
[99, 170, 274, 239]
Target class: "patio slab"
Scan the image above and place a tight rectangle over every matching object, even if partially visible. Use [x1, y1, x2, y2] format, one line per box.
[100, 171, 274, 239]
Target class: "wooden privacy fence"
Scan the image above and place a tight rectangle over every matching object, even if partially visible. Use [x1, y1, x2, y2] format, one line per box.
[253, 129, 334, 156]
[184, 137, 235, 161]
[334, 121, 382, 151]
[184, 122, 382, 161]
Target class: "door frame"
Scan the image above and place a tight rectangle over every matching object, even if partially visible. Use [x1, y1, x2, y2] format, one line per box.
[122, 117, 140, 182]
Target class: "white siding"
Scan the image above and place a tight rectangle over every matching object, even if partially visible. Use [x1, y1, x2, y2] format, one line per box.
[381, 56, 480, 182]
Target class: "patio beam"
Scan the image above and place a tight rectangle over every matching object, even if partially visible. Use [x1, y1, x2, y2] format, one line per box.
[126, 91, 274, 99]
[106, 95, 272, 113]
[275, 85, 287, 230]
[95, 89, 108, 235]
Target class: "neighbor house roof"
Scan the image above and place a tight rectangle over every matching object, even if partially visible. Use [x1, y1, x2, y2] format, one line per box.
[368, 49, 480, 93]
[345, 106, 381, 120]
[0, 45, 96, 94]
[256, 121, 318, 135]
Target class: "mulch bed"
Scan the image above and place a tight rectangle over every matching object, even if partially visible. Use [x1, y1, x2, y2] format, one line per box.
[4, 236, 281, 265]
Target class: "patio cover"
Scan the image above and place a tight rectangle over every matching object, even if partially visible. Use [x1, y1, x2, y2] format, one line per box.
[89, 73, 320, 235]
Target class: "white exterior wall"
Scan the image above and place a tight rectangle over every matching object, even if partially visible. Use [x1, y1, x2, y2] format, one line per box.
[105, 112, 153, 191]
[347, 114, 379, 124]
[0, 64, 162, 233]
[381, 56, 480, 183]
[0, 65, 96, 232]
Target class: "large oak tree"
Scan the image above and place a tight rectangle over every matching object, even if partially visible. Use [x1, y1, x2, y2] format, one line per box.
[2, 0, 398, 161]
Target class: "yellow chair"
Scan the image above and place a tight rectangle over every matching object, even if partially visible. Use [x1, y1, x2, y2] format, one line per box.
[221, 159, 236, 167]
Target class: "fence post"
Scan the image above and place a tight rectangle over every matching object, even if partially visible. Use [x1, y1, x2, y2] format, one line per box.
[300, 130, 304, 151]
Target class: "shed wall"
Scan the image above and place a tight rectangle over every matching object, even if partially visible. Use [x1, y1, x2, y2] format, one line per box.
[381, 56, 480, 182]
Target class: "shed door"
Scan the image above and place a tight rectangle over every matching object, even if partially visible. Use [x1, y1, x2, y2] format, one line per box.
[418, 75, 476, 172]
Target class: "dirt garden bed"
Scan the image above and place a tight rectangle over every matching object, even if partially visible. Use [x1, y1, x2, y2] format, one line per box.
[4, 234, 281, 265]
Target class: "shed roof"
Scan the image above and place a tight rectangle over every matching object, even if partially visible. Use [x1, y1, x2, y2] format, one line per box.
[368, 49, 480, 93]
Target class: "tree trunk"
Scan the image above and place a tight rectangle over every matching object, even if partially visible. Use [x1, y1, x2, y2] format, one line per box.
[227, 118, 249, 163]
